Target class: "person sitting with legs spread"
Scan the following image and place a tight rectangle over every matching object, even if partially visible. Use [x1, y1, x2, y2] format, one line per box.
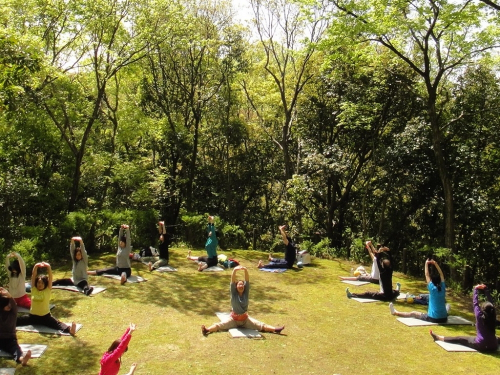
[52, 237, 94, 296]
[201, 266, 284, 336]
[143, 221, 172, 271]
[88, 225, 132, 285]
[5, 252, 31, 308]
[389, 258, 449, 322]
[258, 225, 296, 270]
[430, 284, 500, 352]
[339, 241, 381, 284]
[16, 262, 76, 335]
[346, 246, 400, 301]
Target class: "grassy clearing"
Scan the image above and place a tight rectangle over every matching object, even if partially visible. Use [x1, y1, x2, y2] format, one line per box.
[2, 248, 500, 375]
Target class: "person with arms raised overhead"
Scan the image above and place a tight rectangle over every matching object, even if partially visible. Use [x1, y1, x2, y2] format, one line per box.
[89, 224, 132, 285]
[430, 284, 499, 352]
[201, 266, 284, 336]
[346, 246, 401, 301]
[258, 225, 296, 270]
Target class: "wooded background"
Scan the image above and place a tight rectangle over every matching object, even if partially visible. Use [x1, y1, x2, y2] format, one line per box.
[2, 0, 500, 294]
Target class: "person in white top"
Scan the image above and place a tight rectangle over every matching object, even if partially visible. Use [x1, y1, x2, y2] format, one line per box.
[5, 252, 31, 308]
[339, 241, 381, 285]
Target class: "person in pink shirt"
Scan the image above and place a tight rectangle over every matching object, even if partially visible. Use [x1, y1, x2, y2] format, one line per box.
[99, 323, 137, 375]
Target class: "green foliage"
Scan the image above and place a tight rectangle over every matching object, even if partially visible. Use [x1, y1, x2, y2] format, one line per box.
[10, 239, 40, 272]
[301, 238, 335, 259]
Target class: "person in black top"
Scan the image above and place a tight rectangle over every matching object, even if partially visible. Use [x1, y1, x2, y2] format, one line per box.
[0, 288, 31, 366]
[346, 247, 400, 301]
[147, 221, 171, 271]
[258, 225, 297, 269]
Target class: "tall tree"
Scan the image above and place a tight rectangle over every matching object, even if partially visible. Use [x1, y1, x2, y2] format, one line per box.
[324, 0, 500, 263]
[7, 0, 151, 211]
[245, 0, 330, 180]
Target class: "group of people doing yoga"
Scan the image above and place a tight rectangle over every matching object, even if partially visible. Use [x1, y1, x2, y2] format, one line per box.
[0, 221, 172, 373]
[342, 240, 499, 353]
[4, 220, 496, 373]
[1, 259, 77, 368]
[1, 217, 291, 372]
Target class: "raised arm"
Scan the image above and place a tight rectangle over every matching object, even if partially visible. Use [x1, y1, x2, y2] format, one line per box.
[125, 227, 131, 249]
[426, 259, 444, 283]
[159, 221, 166, 235]
[473, 284, 487, 319]
[279, 225, 289, 246]
[6, 252, 26, 277]
[231, 266, 249, 283]
[424, 259, 432, 284]
[45, 262, 53, 289]
[31, 263, 42, 287]
[365, 241, 376, 261]
[79, 238, 88, 264]
[70, 238, 76, 259]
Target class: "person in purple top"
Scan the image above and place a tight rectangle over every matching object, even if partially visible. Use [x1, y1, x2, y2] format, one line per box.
[430, 284, 499, 352]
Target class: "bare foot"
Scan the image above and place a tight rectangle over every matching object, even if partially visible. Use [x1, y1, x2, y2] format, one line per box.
[148, 262, 152, 272]
[120, 273, 127, 285]
[21, 349, 31, 366]
[129, 363, 137, 375]
[257, 260, 264, 269]
[268, 253, 273, 261]
[198, 263, 207, 272]
[274, 326, 285, 334]
[187, 250, 191, 259]
[70, 322, 77, 336]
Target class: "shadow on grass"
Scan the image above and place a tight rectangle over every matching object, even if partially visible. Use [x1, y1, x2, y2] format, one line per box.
[79, 249, 333, 317]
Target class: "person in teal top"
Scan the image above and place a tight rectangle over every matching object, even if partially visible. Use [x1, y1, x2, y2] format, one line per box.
[197, 216, 218, 271]
[389, 259, 449, 323]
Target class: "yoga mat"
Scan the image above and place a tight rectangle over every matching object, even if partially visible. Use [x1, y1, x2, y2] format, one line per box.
[17, 304, 55, 314]
[0, 369, 15, 375]
[397, 316, 474, 327]
[435, 341, 478, 352]
[202, 266, 225, 272]
[52, 285, 106, 295]
[215, 312, 262, 338]
[228, 328, 263, 338]
[155, 266, 177, 272]
[341, 280, 370, 286]
[16, 323, 82, 336]
[102, 274, 146, 283]
[259, 268, 287, 273]
[0, 344, 47, 358]
[350, 293, 406, 303]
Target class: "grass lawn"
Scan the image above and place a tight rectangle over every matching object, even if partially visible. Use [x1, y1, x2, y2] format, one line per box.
[2, 248, 500, 375]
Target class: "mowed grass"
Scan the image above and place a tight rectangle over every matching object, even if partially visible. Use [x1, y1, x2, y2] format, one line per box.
[2, 248, 500, 375]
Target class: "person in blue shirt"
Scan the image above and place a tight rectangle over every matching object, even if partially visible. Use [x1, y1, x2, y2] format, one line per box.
[389, 259, 448, 322]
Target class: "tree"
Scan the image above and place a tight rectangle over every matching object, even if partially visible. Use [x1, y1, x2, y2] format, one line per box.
[244, 0, 330, 180]
[6, 0, 151, 211]
[324, 0, 500, 266]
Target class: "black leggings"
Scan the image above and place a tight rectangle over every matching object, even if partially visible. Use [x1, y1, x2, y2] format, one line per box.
[444, 336, 500, 352]
[52, 278, 90, 291]
[17, 313, 70, 333]
[351, 290, 400, 301]
[0, 338, 23, 362]
[197, 256, 218, 268]
[95, 267, 131, 277]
